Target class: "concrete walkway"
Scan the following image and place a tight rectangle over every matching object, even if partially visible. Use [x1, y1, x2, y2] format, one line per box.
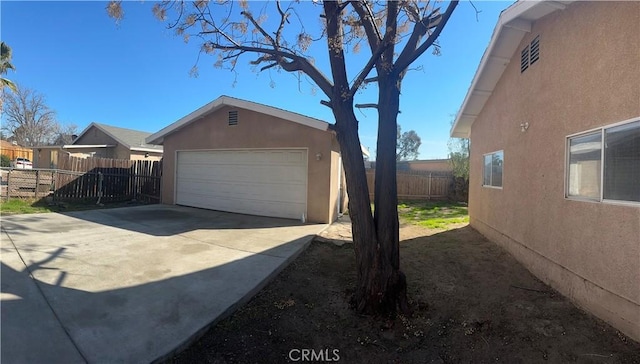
[1, 205, 326, 363]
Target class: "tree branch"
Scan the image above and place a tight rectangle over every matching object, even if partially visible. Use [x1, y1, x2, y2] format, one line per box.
[241, 10, 275, 46]
[394, 0, 459, 73]
[355, 103, 377, 109]
[274, 0, 289, 46]
[324, 1, 350, 102]
[348, 41, 390, 97]
[382, 0, 399, 70]
[350, 1, 381, 52]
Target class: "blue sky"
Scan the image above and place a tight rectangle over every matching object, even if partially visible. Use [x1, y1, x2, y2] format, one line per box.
[1, 1, 510, 159]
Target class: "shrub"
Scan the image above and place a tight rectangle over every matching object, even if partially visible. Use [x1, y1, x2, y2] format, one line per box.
[0, 154, 10, 167]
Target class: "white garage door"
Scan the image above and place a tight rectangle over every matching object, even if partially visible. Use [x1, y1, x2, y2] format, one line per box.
[176, 149, 307, 220]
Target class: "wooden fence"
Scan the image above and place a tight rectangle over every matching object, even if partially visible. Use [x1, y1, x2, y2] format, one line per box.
[366, 170, 452, 200]
[0, 146, 33, 161]
[1, 155, 162, 203]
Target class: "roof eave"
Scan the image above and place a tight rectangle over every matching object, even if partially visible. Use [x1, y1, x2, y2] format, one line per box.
[130, 147, 164, 153]
[63, 144, 116, 149]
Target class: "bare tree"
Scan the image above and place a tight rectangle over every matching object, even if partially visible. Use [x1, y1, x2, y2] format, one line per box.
[3, 85, 59, 147]
[52, 123, 79, 145]
[108, 0, 459, 315]
[397, 125, 422, 161]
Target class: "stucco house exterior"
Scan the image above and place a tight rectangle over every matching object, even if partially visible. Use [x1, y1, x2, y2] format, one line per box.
[451, 1, 639, 341]
[33, 123, 163, 168]
[146, 96, 346, 224]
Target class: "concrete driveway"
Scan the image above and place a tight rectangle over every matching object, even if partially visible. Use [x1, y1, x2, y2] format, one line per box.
[1, 205, 327, 363]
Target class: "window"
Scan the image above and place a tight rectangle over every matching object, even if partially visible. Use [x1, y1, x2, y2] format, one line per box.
[483, 151, 503, 188]
[567, 133, 601, 199]
[520, 35, 540, 73]
[567, 119, 640, 203]
[228, 110, 238, 126]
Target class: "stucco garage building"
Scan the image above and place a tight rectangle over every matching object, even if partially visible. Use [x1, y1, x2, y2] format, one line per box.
[147, 96, 345, 224]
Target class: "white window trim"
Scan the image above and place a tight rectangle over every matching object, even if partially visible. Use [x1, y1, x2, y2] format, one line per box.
[565, 116, 640, 206]
[482, 150, 504, 189]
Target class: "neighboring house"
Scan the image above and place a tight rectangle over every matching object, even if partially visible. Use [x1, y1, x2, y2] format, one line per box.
[147, 95, 346, 224]
[451, 1, 639, 341]
[33, 123, 163, 168]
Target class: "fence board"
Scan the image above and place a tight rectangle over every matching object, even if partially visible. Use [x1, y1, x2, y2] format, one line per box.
[366, 171, 452, 200]
[1, 155, 162, 202]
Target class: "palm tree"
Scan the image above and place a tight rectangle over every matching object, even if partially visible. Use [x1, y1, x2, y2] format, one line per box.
[1, 41, 17, 92]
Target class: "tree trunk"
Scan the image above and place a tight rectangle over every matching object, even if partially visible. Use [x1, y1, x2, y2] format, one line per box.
[331, 81, 409, 316]
[331, 102, 378, 312]
[367, 72, 410, 315]
[323, 0, 408, 317]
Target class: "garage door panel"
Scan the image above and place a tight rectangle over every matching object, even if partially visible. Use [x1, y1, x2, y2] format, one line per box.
[177, 180, 306, 203]
[179, 165, 305, 184]
[176, 149, 307, 220]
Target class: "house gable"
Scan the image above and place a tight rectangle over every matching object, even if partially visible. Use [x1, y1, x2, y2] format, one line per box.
[73, 125, 119, 146]
[451, 0, 576, 138]
[147, 95, 330, 145]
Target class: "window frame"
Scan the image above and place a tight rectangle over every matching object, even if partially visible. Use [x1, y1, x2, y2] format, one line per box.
[482, 150, 504, 189]
[565, 116, 640, 206]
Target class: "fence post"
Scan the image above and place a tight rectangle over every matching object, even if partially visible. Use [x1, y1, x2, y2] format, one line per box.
[35, 170, 40, 199]
[6, 170, 10, 199]
[428, 173, 432, 200]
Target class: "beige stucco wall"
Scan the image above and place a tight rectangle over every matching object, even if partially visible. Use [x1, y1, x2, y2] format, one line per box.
[329, 149, 349, 221]
[468, 2, 640, 341]
[161, 105, 339, 223]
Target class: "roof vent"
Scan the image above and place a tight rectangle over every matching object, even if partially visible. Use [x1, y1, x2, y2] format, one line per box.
[228, 110, 238, 126]
[520, 46, 529, 73]
[521, 35, 540, 73]
[530, 35, 540, 65]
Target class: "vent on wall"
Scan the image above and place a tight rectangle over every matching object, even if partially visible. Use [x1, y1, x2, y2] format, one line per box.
[530, 35, 540, 64]
[520, 46, 529, 73]
[228, 110, 238, 126]
[520, 35, 540, 73]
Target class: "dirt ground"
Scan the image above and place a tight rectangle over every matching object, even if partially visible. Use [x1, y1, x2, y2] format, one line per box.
[168, 220, 640, 364]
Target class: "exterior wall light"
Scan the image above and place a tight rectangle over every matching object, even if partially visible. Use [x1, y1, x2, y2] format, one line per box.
[316, 152, 322, 161]
[520, 122, 529, 132]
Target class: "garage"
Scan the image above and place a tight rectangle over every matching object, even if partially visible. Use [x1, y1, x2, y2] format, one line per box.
[146, 95, 346, 223]
[176, 149, 307, 220]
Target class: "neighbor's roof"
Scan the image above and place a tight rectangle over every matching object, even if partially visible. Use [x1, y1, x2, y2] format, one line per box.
[146, 95, 330, 145]
[75, 122, 164, 153]
[0, 140, 31, 150]
[450, 0, 575, 138]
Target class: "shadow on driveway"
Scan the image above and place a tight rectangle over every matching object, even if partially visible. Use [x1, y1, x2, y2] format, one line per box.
[1, 204, 308, 237]
[1, 205, 326, 363]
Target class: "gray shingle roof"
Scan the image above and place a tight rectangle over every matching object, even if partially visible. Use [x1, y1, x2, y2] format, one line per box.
[79, 123, 163, 151]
